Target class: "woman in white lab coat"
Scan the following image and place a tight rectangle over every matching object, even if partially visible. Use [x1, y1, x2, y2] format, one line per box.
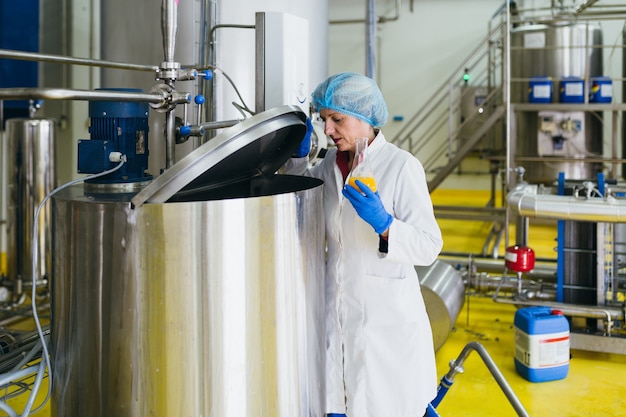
[290, 72, 443, 417]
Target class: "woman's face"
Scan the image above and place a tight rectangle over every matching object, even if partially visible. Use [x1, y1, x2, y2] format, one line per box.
[319, 109, 374, 153]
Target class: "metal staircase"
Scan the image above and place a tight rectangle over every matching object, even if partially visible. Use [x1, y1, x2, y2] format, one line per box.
[390, 14, 508, 194]
[388, 12, 510, 257]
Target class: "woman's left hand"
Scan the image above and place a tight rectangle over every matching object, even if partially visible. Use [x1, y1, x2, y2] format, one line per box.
[342, 179, 393, 234]
[293, 117, 313, 158]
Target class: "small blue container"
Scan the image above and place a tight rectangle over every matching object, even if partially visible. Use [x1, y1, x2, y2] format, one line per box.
[590, 76, 612, 103]
[559, 77, 585, 103]
[514, 306, 570, 382]
[528, 77, 552, 103]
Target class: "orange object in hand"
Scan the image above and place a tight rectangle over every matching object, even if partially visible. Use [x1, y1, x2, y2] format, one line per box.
[348, 176, 377, 193]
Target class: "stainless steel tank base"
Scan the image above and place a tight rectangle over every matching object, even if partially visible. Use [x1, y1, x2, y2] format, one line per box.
[416, 260, 466, 351]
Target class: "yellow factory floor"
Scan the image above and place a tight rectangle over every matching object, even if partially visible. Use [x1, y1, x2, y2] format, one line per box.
[431, 188, 626, 417]
[4, 188, 626, 416]
[433, 296, 626, 417]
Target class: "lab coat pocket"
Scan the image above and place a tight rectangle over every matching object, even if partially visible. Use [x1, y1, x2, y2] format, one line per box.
[366, 261, 406, 279]
[363, 262, 414, 326]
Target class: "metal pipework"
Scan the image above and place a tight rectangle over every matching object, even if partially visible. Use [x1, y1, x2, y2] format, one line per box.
[330, 0, 401, 24]
[0, 87, 189, 110]
[366, 0, 377, 79]
[165, 111, 177, 168]
[436, 342, 530, 417]
[439, 254, 557, 281]
[434, 205, 506, 221]
[575, 0, 601, 14]
[200, 119, 242, 130]
[179, 125, 205, 138]
[178, 119, 243, 142]
[493, 298, 623, 328]
[507, 183, 626, 222]
[468, 272, 557, 298]
[0, 48, 158, 72]
[161, 0, 177, 64]
[159, 0, 181, 169]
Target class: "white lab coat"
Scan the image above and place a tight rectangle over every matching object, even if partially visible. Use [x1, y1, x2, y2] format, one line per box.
[288, 131, 443, 417]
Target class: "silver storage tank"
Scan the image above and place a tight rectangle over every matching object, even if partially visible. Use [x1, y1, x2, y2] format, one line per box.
[5, 118, 56, 300]
[416, 260, 465, 351]
[511, 22, 604, 183]
[51, 106, 325, 417]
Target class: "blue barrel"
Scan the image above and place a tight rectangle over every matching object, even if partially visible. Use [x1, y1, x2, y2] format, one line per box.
[528, 77, 552, 103]
[559, 77, 585, 103]
[589, 76, 612, 103]
[514, 306, 570, 382]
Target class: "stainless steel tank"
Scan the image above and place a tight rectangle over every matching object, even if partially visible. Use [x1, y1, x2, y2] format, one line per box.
[511, 22, 604, 183]
[50, 106, 325, 417]
[5, 118, 55, 299]
[416, 260, 465, 351]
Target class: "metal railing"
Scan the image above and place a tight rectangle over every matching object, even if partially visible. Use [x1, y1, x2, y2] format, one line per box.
[389, 17, 508, 193]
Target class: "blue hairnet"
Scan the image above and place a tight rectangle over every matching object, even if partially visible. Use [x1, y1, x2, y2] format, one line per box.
[311, 72, 389, 127]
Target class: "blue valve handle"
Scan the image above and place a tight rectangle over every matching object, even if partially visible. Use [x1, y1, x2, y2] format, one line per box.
[180, 125, 192, 136]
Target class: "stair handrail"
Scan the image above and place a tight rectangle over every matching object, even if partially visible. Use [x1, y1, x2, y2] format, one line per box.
[390, 18, 507, 154]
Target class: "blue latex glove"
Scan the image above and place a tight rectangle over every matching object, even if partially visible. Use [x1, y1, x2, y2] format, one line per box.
[293, 117, 313, 158]
[342, 179, 393, 234]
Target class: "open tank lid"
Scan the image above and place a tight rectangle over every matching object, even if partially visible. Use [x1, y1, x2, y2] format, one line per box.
[131, 105, 308, 208]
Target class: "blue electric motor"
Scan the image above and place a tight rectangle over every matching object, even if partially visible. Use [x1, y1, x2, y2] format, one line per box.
[78, 88, 151, 183]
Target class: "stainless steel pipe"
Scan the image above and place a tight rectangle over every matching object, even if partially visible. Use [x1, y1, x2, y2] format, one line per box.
[0, 48, 158, 72]
[493, 298, 623, 323]
[0, 87, 189, 107]
[442, 342, 530, 417]
[161, 0, 178, 63]
[507, 183, 626, 222]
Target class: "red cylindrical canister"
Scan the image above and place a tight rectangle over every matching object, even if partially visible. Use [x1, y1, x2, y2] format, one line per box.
[504, 245, 535, 272]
